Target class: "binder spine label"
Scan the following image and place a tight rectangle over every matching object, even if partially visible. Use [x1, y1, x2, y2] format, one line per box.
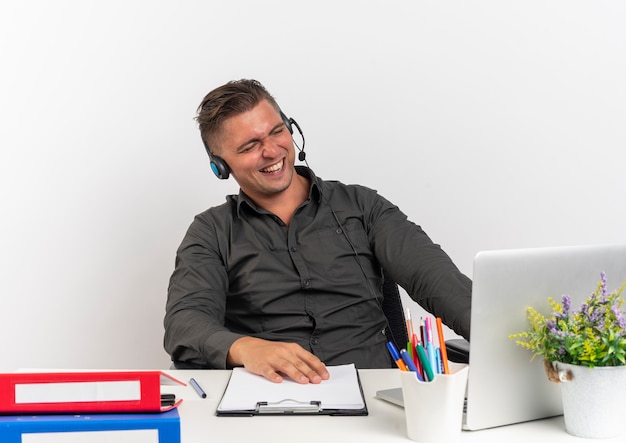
[22, 429, 159, 443]
[15, 381, 142, 404]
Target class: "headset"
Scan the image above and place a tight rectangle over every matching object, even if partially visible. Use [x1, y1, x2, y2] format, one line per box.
[205, 109, 305, 180]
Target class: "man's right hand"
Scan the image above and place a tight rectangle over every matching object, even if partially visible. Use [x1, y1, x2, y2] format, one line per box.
[227, 336, 330, 384]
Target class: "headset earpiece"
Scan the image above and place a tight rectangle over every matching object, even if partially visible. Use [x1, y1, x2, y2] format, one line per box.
[208, 151, 230, 180]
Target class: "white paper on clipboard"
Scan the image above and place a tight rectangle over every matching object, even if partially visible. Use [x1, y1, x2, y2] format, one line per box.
[217, 363, 365, 414]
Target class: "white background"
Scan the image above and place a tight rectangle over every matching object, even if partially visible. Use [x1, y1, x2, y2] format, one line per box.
[1, 1, 624, 371]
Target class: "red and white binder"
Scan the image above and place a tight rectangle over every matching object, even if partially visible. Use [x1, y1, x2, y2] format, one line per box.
[0, 371, 185, 414]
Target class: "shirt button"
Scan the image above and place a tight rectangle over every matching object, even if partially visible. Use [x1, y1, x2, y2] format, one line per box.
[311, 337, 319, 345]
[303, 279, 311, 288]
[335, 228, 342, 234]
[290, 246, 297, 252]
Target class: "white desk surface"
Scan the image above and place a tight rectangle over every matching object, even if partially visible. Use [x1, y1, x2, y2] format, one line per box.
[165, 368, 622, 442]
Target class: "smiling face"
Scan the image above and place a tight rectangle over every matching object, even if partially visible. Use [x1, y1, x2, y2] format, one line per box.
[213, 99, 298, 203]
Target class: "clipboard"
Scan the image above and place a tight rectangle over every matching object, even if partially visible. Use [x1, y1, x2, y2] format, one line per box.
[216, 364, 368, 416]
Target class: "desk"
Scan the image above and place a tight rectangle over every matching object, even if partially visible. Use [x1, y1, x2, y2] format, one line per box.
[165, 369, 622, 442]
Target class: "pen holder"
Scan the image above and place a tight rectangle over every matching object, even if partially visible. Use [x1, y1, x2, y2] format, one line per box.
[399, 363, 468, 443]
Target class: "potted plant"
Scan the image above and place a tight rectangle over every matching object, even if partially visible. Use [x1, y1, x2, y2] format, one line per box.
[510, 272, 626, 439]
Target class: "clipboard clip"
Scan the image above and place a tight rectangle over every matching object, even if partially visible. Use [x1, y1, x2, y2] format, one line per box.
[255, 399, 322, 414]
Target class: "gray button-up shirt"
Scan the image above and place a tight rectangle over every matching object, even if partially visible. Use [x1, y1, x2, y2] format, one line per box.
[164, 167, 471, 368]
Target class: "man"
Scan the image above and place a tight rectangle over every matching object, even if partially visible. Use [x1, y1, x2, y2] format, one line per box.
[164, 79, 471, 384]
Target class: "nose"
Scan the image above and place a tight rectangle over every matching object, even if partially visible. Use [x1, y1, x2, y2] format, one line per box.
[261, 139, 281, 158]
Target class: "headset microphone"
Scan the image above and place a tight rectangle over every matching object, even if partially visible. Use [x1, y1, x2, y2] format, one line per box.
[288, 118, 306, 162]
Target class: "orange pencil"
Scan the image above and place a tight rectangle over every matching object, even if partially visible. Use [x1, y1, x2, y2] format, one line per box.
[436, 317, 450, 374]
[405, 308, 414, 338]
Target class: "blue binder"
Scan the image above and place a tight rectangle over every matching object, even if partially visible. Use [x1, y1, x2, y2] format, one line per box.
[0, 408, 180, 443]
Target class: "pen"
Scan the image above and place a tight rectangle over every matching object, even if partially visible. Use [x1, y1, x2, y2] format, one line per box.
[416, 344, 435, 382]
[427, 342, 437, 375]
[425, 316, 433, 345]
[190, 377, 207, 399]
[407, 340, 414, 364]
[400, 349, 424, 381]
[387, 341, 408, 371]
[436, 317, 450, 374]
[435, 348, 443, 374]
[411, 333, 424, 379]
[424, 317, 438, 373]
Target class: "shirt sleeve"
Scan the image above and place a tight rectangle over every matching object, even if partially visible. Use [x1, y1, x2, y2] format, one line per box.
[360, 187, 473, 340]
[163, 212, 244, 368]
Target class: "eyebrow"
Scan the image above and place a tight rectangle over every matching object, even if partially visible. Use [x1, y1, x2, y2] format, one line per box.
[235, 122, 285, 153]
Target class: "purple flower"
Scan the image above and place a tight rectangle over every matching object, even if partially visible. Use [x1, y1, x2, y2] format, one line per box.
[580, 303, 589, 317]
[555, 295, 571, 320]
[590, 307, 603, 324]
[545, 318, 569, 339]
[611, 303, 626, 329]
[562, 294, 571, 314]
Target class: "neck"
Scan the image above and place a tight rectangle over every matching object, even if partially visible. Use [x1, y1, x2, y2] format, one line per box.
[252, 174, 310, 225]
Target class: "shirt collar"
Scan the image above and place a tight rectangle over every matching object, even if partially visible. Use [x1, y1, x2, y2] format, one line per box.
[234, 166, 322, 218]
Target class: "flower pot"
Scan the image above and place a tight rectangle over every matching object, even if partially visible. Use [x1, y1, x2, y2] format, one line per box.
[555, 362, 626, 439]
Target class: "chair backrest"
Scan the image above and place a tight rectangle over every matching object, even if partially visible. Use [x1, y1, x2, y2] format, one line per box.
[381, 270, 408, 351]
[379, 272, 469, 364]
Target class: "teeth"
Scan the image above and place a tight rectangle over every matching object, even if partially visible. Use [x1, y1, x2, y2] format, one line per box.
[261, 159, 283, 173]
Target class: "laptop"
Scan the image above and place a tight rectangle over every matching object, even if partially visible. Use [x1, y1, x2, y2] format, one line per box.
[376, 243, 626, 430]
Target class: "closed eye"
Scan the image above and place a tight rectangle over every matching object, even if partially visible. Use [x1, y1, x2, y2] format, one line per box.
[236, 123, 286, 154]
[238, 143, 258, 154]
[270, 124, 286, 136]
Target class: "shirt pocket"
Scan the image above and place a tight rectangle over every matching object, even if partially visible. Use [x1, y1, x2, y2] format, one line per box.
[306, 219, 377, 281]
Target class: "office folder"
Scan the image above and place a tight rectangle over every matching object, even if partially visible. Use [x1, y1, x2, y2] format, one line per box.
[0, 408, 180, 443]
[0, 371, 184, 414]
[216, 363, 368, 416]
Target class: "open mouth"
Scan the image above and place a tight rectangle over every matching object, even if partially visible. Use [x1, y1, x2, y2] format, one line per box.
[260, 159, 284, 174]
